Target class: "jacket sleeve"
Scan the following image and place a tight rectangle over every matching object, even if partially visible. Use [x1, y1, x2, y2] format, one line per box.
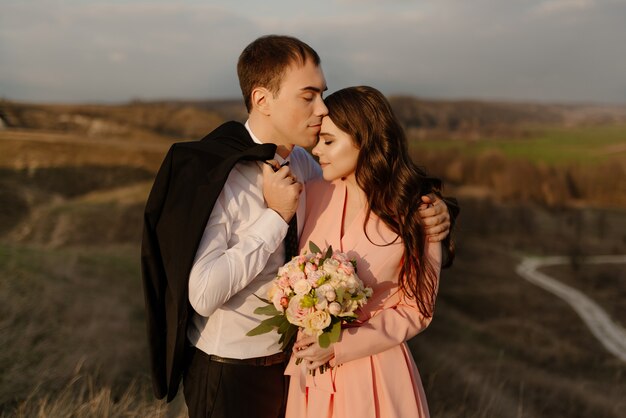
[140, 146, 174, 399]
[332, 241, 442, 366]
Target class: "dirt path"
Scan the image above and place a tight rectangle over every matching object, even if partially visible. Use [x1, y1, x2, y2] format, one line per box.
[516, 255, 626, 362]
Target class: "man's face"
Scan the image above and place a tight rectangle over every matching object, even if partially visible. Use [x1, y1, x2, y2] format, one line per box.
[267, 60, 328, 149]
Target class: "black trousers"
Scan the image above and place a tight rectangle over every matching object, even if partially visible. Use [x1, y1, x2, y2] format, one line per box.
[183, 347, 289, 418]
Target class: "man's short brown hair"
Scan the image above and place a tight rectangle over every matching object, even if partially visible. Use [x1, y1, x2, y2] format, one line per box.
[237, 35, 321, 112]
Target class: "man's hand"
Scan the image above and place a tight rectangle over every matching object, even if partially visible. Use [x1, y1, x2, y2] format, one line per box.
[419, 193, 451, 242]
[262, 160, 302, 222]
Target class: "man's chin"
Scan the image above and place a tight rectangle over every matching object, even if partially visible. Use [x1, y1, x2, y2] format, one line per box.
[297, 137, 318, 149]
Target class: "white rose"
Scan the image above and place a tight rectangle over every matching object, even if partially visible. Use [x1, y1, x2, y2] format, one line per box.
[325, 290, 336, 302]
[315, 298, 328, 311]
[323, 258, 340, 273]
[303, 310, 331, 335]
[293, 279, 312, 295]
[318, 283, 333, 294]
[329, 276, 342, 288]
[345, 276, 358, 293]
[328, 301, 342, 316]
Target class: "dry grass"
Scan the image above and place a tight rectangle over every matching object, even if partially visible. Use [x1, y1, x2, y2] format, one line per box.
[0, 243, 186, 417]
[5, 372, 186, 418]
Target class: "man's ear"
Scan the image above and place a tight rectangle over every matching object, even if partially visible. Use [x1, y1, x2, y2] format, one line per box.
[251, 87, 271, 115]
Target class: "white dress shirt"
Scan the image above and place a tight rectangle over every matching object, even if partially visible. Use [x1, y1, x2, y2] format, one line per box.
[187, 122, 322, 359]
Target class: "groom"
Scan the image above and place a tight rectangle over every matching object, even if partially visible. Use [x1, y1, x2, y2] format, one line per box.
[141, 35, 456, 418]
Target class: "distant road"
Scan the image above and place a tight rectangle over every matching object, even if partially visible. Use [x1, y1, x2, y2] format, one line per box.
[516, 255, 626, 362]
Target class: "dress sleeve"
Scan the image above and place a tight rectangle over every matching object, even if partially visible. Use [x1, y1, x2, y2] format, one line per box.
[332, 241, 442, 366]
[188, 171, 289, 317]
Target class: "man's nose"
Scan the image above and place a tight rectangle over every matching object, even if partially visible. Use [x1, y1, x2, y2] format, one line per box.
[315, 97, 328, 117]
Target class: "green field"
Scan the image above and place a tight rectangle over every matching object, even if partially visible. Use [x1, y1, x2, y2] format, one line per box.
[409, 125, 626, 165]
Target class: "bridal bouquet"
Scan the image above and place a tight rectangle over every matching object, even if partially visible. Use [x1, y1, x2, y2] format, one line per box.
[247, 241, 373, 353]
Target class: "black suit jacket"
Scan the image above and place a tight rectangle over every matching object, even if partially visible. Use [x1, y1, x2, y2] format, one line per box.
[140, 121, 277, 401]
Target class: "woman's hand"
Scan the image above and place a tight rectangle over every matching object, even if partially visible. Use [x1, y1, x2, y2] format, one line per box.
[293, 335, 335, 371]
[419, 194, 451, 242]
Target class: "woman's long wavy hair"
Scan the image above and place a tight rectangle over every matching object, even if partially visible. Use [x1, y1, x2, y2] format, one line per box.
[324, 86, 442, 317]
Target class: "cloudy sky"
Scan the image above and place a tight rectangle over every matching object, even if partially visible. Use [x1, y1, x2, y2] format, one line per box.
[1, 0, 625, 104]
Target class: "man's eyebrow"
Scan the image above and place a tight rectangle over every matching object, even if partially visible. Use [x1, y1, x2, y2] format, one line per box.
[301, 85, 328, 93]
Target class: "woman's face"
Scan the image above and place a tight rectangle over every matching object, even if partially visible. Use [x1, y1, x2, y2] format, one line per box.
[312, 116, 360, 182]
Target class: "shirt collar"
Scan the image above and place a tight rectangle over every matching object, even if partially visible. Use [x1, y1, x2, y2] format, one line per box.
[244, 120, 288, 164]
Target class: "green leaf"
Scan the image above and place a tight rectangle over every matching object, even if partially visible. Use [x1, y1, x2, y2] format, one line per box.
[318, 320, 342, 348]
[280, 324, 299, 351]
[309, 241, 322, 254]
[246, 315, 285, 336]
[319, 331, 331, 348]
[316, 275, 329, 286]
[277, 317, 291, 335]
[246, 322, 274, 336]
[262, 315, 286, 327]
[324, 246, 333, 259]
[328, 320, 341, 344]
[253, 304, 282, 316]
[252, 293, 271, 304]
[301, 294, 317, 308]
[335, 287, 345, 303]
[351, 259, 358, 272]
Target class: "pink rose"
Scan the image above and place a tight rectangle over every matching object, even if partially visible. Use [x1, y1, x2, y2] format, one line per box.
[288, 271, 306, 287]
[271, 288, 286, 312]
[285, 295, 314, 327]
[277, 275, 291, 290]
[332, 252, 349, 263]
[338, 262, 355, 276]
[306, 270, 325, 287]
[304, 262, 318, 274]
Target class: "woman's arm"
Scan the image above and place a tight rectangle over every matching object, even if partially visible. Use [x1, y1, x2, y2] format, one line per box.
[294, 240, 442, 369]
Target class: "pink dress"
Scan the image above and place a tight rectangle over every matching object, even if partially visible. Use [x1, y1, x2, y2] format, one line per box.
[285, 179, 442, 418]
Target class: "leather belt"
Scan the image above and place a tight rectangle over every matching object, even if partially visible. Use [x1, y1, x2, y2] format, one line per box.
[207, 351, 288, 367]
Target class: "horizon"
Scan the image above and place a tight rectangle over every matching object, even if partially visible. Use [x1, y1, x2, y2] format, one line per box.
[3, 94, 626, 108]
